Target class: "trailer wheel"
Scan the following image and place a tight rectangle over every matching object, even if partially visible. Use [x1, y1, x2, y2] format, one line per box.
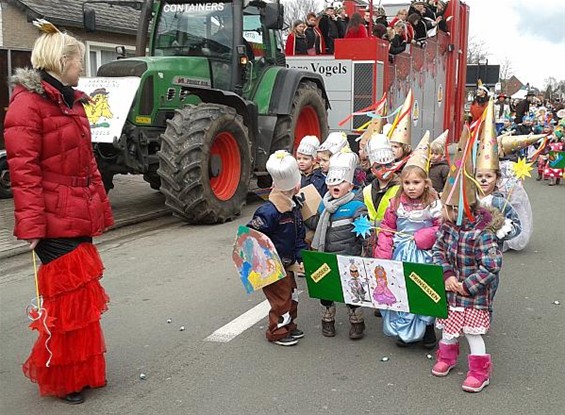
[270, 81, 328, 155]
[157, 103, 251, 224]
[0, 157, 12, 199]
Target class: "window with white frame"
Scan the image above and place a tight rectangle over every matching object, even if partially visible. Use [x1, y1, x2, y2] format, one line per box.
[86, 41, 136, 77]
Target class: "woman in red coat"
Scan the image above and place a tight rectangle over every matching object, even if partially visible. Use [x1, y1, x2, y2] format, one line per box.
[344, 12, 368, 39]
[4, 21, 113, 405]
[285, 20, 309, 56]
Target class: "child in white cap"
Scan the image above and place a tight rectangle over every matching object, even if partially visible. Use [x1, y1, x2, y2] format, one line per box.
[247, 150, 307, 346]
[308, 149, 368, 339]
[296, 135, 326, 197]
[316, 131, 350, 183]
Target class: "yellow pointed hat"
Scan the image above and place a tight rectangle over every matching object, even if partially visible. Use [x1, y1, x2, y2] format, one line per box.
[388, 89, 413, 146]
[498, 133, 547, 156]
[361, 95, 387, 140]
[475, 98, 500, 171]
[441, 124, 477, 208]
[431, 129, 449, 148]
[405, 130, 431, 173]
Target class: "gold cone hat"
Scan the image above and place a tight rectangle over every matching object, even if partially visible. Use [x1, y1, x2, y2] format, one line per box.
[498, 134, 546, 156]
[388, 89, 413, 146]
[405, 130, 431, 172]
[431, 129, 449, 148]
[361, 95, 387, 140]
[476, 98, 500, 171]
[441, 124, 477, 207]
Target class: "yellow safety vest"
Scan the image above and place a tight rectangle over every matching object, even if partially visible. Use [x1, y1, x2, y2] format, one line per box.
[363, 184, 399, 222]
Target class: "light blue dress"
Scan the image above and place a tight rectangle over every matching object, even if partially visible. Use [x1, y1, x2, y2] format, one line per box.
[381, 200, 441, 343]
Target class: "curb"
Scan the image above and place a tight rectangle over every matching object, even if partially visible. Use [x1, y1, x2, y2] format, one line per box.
[0, 209, 171, 261]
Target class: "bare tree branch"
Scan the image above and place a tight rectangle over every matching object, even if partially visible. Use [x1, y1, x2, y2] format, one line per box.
[281, 0, 323, 31]
[466, 36, 489, 64]
[499, 57, 513, 81]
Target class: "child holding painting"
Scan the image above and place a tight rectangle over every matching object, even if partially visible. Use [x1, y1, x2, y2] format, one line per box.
[308, 149, 368, 339]
[247, 150, 307, 346]
[374, 132, 442, 349]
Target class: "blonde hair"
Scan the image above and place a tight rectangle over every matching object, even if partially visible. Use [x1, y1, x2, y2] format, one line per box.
[31, 31, 85, 75]
[394, 165, 437, 209]
[430, 142, 445, 155]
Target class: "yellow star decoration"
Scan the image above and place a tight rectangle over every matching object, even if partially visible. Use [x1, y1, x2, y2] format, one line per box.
[513, 157, 533, 180]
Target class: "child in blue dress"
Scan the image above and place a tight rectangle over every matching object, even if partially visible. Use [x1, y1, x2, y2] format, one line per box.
[374, 132, 442, 348]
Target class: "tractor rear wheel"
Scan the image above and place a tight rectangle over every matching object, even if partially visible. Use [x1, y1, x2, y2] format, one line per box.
[256, 80, 327, 189]
[270, 80, 328, 155]
[157, 103, 251, 224]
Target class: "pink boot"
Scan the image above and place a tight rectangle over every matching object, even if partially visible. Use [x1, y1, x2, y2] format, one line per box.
[431, 342, 459, 377]
[462, 354, 491, 393]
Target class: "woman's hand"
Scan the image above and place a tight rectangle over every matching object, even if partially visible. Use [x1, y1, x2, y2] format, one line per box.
[26, 239, 40, 250]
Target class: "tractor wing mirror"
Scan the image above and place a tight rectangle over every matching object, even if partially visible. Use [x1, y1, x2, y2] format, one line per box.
[84, 8, 97, 32]
[261, 3, 283, 30]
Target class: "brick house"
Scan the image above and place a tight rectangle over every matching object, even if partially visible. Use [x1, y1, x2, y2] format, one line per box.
[1, 0, 140, 142]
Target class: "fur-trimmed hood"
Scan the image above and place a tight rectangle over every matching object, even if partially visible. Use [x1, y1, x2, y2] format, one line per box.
[10, 68, 45, 95]
[10, 67, 88, 104]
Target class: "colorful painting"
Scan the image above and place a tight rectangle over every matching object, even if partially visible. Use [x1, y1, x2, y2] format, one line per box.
[548, 151, 565, 169]
[232, 226, 286, 294]
[77, 77, 141, 143]
[302, 251, 447, 318]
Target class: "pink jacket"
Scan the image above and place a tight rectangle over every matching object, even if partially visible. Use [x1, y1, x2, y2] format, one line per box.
[374, 195, 441, 259]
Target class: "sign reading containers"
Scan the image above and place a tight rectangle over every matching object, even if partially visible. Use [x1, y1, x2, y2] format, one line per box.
[163, 3, 225, 13]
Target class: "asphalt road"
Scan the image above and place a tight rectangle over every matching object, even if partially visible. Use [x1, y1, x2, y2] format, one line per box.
[1, 178, 564, 415]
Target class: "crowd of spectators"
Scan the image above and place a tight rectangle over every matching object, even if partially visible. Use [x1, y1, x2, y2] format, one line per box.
[285, 1, 450, 58]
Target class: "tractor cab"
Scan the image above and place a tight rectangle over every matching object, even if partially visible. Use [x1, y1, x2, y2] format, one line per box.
[150, 0, 283, 93]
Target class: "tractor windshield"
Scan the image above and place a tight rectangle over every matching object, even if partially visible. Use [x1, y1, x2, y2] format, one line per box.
[153, 2, 234, 59]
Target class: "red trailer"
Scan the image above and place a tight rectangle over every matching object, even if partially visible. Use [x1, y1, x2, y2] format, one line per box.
[286, 0, 469, 146]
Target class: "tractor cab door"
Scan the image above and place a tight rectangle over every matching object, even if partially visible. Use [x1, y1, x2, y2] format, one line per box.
[241, 3, 285, 97]
[152, 1, 236, 91]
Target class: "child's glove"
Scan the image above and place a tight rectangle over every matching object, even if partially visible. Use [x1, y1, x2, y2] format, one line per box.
[496, 218, 513, 240]
[414, 228, 436, 250]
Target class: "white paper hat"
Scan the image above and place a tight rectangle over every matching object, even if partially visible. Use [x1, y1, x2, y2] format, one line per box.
[318, 131, 350, 155]
[296, 135, 320, 158]
[326, 149, 359, 186]
[367, 133, 395, 165]
[382, 123, 393, 137]
[266, 150, 301, 191]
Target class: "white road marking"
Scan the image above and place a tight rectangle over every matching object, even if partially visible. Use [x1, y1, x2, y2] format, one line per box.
[205, 290, 303, 343]
[205, 300, 270, 343]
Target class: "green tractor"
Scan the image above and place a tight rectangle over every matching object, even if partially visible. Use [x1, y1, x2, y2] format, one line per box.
[84, 0, 329, 223]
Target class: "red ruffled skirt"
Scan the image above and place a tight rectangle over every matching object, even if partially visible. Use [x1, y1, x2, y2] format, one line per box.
[22, 243, 109, 397]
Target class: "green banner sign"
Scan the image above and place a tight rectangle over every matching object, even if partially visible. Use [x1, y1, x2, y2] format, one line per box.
[302, 251, 448, 319]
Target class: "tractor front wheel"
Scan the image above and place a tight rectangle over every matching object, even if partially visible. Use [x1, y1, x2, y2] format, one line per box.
[157, 104, 251, 224]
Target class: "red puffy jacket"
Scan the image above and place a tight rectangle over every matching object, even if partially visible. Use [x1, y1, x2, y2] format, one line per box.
[4, 68, 114, 240]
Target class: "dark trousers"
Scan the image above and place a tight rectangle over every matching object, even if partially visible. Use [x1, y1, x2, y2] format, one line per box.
[262, 271, 297, 341]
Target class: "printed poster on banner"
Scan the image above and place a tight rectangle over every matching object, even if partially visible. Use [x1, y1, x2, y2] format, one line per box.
[232, 226, 286, 294]
[302, 251, 447, 318]
[77, 77, 141, 144]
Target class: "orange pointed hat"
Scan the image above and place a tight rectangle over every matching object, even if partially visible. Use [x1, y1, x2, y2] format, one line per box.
[388, 89, 413, 146]
[441, 124, 477, 209]
[475, 98, 500, 171]
[405, 130, 431, 173]
[361, 94, 388, 140]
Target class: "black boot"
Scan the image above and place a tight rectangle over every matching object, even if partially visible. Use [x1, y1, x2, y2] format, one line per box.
[61, 392, 85, 405]
[349, 322, 365, 340]
[322, 320, 336, 337]
[422, 325, 438, 349]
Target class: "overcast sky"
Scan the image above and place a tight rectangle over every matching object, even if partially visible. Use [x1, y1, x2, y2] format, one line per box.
[297, 0, 565, 89]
